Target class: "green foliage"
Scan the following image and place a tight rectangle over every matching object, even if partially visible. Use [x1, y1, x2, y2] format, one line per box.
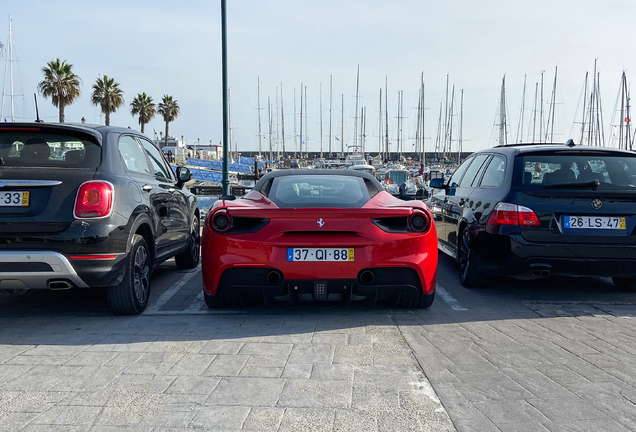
[130, 93, 156, 133]
[37, 58, 82, 122]
[91, 75, 124, 125]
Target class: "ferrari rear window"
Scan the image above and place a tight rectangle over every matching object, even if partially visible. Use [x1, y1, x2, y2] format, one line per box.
[268, 175, 372, 208]
[0, 131, 101, 168]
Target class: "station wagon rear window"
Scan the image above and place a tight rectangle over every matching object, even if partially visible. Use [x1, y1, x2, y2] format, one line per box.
[0, 131, 101, 168]
[514, 153, 636, 189]
[268, 175, 374, 208]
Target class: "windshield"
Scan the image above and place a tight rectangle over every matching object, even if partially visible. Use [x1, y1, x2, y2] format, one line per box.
[387, 171, 408, 185]
[268, 175, 374, 208]
[0, 131, 101, 168]
[514, 153, 636, 189]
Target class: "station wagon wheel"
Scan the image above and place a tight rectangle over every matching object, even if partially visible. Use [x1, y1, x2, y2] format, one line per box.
[458, 226, 489, 288]
[175, 215, 201, 269]
[107, 234, 151, 315]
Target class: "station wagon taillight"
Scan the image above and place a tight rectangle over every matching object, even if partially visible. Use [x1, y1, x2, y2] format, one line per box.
[487, 202, 540, 227]
[74, 181, 113, 218]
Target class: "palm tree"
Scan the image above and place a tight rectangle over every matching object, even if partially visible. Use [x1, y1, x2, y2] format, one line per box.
[37, 58, 81, 123]
[91, 75, 124, 126]
[157, 95, 180, 147]
[130, 93, 156, 133]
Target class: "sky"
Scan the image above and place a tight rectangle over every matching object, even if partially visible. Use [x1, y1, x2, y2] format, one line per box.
[1, 0, 635, 154]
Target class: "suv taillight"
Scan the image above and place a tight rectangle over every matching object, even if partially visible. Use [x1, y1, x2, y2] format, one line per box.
[74, 181, 113, 218]
[487, 202, 540, 227]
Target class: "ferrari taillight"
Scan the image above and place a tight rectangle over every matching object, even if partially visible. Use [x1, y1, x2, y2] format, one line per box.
[487, 202, 540, 227]
[408, 210, 431, 232]
[210, 211, 232, 232]
[74, 181, 113, 218]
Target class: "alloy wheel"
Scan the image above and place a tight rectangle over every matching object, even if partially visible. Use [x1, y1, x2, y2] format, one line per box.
[133, 245, 150, 303]
[458, 229, 471, 282]
[191, 218, 200, 262]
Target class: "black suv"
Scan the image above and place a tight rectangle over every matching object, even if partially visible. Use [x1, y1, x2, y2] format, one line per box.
[0, 123, 200, 314]
[429, 142, 636, 290]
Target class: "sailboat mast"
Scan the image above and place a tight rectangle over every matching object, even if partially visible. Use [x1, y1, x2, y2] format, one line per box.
[421, 73, 425, 165]
[257, 77, 262, 157]
[354, 65, 359, 149]
[499, 76, 506, 146]
[549, 66, 557, 143]
[397, 91, 401, 159]
[385, 77, 389, 159]
[299, 82, 303, 159]
[415, 89, 421, 158]
[281, 84, 285, 160]
[9, 16, 15, 122]
[341, 94, 344, 156]
[448, 85, 455, 157]
[293, 88, 297, 156]
[379, 89, 382, 157]
[517, 75, 526, 143]
[580, 72, 588, 145]
[539, 71, 544, 143]
[444, 75, 449, 158]
[275, 86, 279, 158]
[435, 103, 442, 162]
[320, 83, 323, 158]
[329, 75, 332, 156]
[304, 86, 308, 158]
[268, 97, 273, 162]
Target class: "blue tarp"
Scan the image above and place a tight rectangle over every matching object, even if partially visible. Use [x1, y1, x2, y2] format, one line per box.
[186, 158, 253, 174]
[171, 165, 223, 182]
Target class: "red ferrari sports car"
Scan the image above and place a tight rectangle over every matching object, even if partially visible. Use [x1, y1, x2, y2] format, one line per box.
[201, 170, 437, 308]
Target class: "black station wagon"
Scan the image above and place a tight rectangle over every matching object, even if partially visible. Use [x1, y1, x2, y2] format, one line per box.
[429, 141, 636, 290]
[0, 123, 200, 314]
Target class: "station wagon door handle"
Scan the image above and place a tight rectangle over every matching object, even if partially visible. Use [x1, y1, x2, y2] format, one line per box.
[167, 188, 177, 193]
[141, 185, 153, 192]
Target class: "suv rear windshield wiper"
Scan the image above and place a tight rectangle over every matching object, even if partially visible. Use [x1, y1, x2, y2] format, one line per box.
[543, 179, 600, 190]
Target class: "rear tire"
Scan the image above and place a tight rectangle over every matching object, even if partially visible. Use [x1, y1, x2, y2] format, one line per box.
[398, 290, 435, 308]
[107, 234, 151, 315]
[204, 291, 241, 308]
[458, 226, 490, 288]
[612, 277, 636, 292]
[175, 216, 200, 270]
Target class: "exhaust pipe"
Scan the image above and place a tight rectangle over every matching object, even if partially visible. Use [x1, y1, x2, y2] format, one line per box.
[266, 271, 282, 285]
[541, 270, 551, 278]
[530, 265, 551, 279]
[48, 280, 72, 290]
[359, 270, 374, 285]
[531, 270, 542, 278]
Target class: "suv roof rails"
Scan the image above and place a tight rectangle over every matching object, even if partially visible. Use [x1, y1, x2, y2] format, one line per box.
[493, 142, 565, 148]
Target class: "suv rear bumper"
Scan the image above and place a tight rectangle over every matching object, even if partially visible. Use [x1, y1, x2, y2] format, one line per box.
[0, 251, 127, 290]
[475, 235, 636, 278]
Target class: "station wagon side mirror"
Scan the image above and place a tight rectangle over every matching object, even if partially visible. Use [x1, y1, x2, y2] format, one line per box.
[176, 166, 192, 188]
[429, 178, 446, 189]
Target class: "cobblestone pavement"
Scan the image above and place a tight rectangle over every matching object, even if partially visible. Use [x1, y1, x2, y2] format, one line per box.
[0, 255, 635, 431]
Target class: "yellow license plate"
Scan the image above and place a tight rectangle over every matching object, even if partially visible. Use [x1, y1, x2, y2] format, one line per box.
[0, 191, 29, 207]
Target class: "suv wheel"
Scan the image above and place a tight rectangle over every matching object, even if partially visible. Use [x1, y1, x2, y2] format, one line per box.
[458, 226, 490, 288]
[107, 234, 151, 315]
[175, 215, 200, 269]
[612, 277, 636, 292]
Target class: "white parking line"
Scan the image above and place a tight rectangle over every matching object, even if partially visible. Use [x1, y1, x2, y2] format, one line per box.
[184, 290, 205, 313]
[145, 266, 201, 313]
[436, 285, 467, 311]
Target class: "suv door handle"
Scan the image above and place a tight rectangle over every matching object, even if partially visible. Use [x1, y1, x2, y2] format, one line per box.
[458, 199, 465, 206]
[141, 185, 153, 192]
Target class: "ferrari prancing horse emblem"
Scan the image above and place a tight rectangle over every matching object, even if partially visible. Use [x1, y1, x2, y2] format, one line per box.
[591, 199, 602, 210]
[317, 218, 325, 228]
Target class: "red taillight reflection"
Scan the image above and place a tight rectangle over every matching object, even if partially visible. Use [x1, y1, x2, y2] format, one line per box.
[487, 202, 540, 227]
[74, 181, 113, 218]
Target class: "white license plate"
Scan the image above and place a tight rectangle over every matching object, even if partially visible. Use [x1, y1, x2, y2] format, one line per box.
[0, 191, 30, 207]
[287, 247, 355, 262]
[564, 216, 626, 230]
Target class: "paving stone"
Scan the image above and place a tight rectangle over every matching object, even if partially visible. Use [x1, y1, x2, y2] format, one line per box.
[333, 408, 378, 431]
[333, 344, 373, 366]
[164, 375, 220, 395]
[239, 342, 293, 356]
[472, 399, 549, 425]
[208, 377, 284, 406]
[242, 407, 284, 431]
[202, 354, 248, 376]
[351, 384, 399, 411]
[288, 344, 334, 364]
[0, 364, 32, 383]
[527, 398, 609, 422]
[281, 362, 313, 379]
[278, 407, 335, 432]
[30, 405, 102, 426]
[244, 355, 288, 368]
[311, 364, 354, 381]
[1, 365, 80, 391]
[165, 354, 216, 376]
[453, 374, 535, 402]
[189, 405, 250, 429]
[239, 366, 284, 377]
[279, 379, 352, 408]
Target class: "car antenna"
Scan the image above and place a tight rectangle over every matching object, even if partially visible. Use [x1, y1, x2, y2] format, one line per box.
[565, 139, 575, 147]
[33, 93, 44, 123]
